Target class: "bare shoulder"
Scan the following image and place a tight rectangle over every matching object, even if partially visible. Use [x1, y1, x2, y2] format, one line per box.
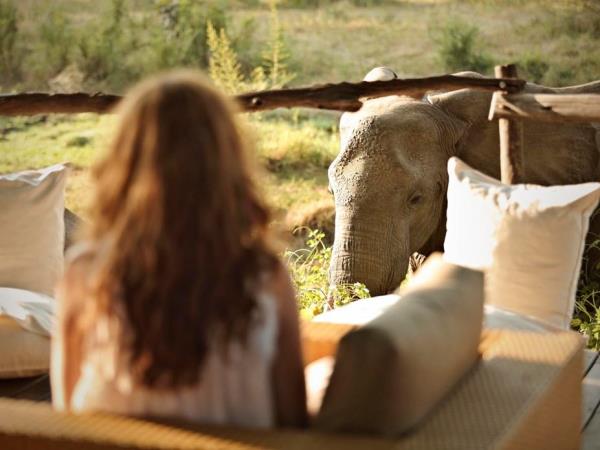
[64, 241, 99, 277]
[58, 242, 99, 311]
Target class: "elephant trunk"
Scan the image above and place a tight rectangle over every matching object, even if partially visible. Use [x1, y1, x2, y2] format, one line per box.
[329, 206, 409, 297]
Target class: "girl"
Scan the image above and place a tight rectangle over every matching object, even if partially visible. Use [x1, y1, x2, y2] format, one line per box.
[51, 71, 307, 428]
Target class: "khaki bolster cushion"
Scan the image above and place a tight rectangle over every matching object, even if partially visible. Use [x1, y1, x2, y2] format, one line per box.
[315, 254, 484, 436]
[0, 316, 50, 378]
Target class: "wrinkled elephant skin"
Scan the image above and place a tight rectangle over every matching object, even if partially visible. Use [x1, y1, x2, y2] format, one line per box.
[328, 68, 600, 296]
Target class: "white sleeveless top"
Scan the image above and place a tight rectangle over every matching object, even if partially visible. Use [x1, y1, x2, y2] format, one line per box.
[69, 292, 279, 428]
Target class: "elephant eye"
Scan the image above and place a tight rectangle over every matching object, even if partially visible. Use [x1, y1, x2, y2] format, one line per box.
[409, 193, 423, 207]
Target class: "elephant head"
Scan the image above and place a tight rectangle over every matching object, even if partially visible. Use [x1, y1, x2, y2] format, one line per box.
[328, 67, 600, 296]
[328, 67, 473, 296]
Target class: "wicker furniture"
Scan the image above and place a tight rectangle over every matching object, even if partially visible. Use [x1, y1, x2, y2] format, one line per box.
[0, 322, 584, 450]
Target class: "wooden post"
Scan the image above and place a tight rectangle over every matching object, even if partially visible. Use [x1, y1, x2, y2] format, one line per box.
[494, 64, 525, 184]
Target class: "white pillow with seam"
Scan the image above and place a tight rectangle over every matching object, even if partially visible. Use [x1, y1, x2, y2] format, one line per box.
[0, 287, 55, 336]
[0, 164, 68, 297]
[444, 157, 600, 329]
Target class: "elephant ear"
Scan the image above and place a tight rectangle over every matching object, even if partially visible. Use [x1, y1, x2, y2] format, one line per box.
[427, 70, 491, 125]
[427, 88, 493, 128]
[421, 91, 473, 156]
[426, 87, 496, 155]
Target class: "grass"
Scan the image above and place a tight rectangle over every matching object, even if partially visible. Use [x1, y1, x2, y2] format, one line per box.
[286, 229, 370, 320]
[0, 112, 337, 226]
[0, 111, 353, 316]
[3, 1, 600, 90]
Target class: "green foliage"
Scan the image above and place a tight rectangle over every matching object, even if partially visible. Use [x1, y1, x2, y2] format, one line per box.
[3, 0, 600, 91]
[286, 229, 369, 319]
[261, 0, 294, 88]
[549, 3, 600, 39]
[0, 0, 22, 85]
[34, 8, 73, 78]
[75, 0, 136, 88]
[572, 286, 600, 350]
[207, 0, 294, 93]
[518, 54, 549, 84]
[152, 0, 227, 70]
[277, 0, 388, 7]
[572, 237, 600, 350]
[432, 21, 493, 74]
[207, 20, 248, 93]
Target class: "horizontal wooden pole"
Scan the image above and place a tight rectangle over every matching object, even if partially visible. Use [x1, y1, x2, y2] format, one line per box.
[0, 93, 121, 116]
[0, 75, 525, 116]
[489, 92, 600, 123]
[237, 75, 525, 112]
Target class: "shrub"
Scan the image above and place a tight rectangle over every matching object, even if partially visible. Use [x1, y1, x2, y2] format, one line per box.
[278, 0, 388, 7]
[0, 0, 22, 85]
[207, 20, 247, 93]
[572, 288, 600, 350]
[152, 0, 227, 70]
[33, 8, 73, 79]
[207, 0, 294, 93]
[261, 0, 294, 88]
[286, 229, 370, 319]
[543, 65, 576, 87]
[432, 20, 493, 74]
[518, 54, 549, 84]
[75, 0, 134, 87]
[550, 3, 600, 39]
[573, 236, 600, 350]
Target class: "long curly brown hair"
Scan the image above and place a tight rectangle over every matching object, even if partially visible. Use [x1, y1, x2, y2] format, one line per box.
[84, 71, 278, 388]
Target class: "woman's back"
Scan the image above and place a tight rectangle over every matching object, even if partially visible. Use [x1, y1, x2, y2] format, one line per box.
[51, 71, 307, 428]
[68, 247, 279, 427]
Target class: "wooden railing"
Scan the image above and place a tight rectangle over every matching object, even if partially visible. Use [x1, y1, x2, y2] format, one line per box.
[0, 75, 522, 116]
[489, 92, 600, 124]
[2, 66, 600, 185]
[488, 64, 600, 184]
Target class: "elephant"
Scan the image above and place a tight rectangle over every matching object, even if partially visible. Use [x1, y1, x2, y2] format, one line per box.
[328, 67, 600, 297]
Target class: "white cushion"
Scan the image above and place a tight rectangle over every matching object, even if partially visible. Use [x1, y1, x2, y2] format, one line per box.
[313, 295, 399, 325]
[0, 288, 54, 378]
[444, 157, 600, 329]
[0, 287, 55, 336]
[0, 164, 68, 297]
[484, 305, 556, 332]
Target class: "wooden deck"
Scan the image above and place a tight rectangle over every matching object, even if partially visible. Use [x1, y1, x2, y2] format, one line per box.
[1, 350, 600, 449]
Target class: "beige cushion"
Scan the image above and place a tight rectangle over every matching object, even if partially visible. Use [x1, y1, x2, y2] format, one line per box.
[315, 254, 483, 436]
[0, 287, 53, 378]
[305, 356, 335, 418]
[0, 317, 50, 378]
[0, 164, 67, 296]
[444, 157, 600, 329]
